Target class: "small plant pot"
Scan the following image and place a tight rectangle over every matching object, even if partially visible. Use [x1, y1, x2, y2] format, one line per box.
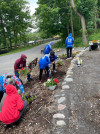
[19, 75, 27, 84]
[48, 85, 56, 90]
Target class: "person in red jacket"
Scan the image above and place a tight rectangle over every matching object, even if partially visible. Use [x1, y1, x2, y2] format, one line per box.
[0, 85, 28, 124]
[14, 54, 33, 81]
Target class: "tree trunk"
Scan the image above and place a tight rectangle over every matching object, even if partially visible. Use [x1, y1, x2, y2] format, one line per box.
[0, 15, 8, 49]
[70, 8, 74, 38]
[70, 0, 88, 44]
[94, 0, 98, 32]
[13, 24, 17, 48]
[9, 37, 12, 49]
[67, 21, 69, 35]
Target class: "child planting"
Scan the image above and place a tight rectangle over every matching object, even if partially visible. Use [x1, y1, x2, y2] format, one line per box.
[49, 51, 58, 72]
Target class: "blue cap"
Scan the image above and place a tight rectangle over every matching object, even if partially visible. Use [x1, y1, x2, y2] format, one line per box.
[49, 42, 54, 46]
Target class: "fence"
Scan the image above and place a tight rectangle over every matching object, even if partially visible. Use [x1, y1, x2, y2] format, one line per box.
[0, 38, 54, 54]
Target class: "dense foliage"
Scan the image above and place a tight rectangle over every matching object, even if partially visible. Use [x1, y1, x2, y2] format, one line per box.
[0, 0, 32, 49]
[34, 0, 100, 43]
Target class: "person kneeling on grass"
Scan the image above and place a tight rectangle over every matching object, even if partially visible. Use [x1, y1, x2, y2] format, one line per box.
[0, 73, 24, 103]
[39, 55, 50, 82]
[49, 51, 58, 73]
[0, 85, 28, 125]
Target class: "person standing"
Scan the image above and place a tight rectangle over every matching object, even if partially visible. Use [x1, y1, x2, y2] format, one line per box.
[65, 33, 74, 59]
[44, 42, 54, 55]
[14, 54, 33, 81]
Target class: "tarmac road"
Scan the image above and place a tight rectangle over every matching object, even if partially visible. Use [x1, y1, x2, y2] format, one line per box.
[0, 40, 59, 76]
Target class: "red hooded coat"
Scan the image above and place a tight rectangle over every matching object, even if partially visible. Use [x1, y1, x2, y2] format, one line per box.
[14, 54, 27, 72]
[0, 85, 24, 124]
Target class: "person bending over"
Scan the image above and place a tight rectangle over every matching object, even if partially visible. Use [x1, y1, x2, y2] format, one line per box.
[39, 55, 50, 82]
[14, 54, 33, 81]
[44, 42, 54, 55]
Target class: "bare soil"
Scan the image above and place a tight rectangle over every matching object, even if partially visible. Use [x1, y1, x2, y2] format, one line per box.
[0, 56, 72, 134]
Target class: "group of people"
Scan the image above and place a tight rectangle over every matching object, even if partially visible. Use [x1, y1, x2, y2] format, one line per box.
[0, 33, 74, 125]
[0, 54, 31, 125]
[39, 33, 74, 82]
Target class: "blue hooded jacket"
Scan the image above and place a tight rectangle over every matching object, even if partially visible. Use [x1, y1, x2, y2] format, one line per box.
[39, 55, 50, 69]
[65, 33, 74, 48]
[0, 73, 24, 94]
[49, 54, 58, 62]
[44, 42, 54, 54]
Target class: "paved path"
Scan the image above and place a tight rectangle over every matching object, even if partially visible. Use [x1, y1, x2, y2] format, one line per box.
[0, 40, 59, 75]
[52, 48, 100, 134]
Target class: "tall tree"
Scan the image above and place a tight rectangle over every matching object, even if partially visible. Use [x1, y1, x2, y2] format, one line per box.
[70, 0, 88, 44]
[0, 0, 31, 48]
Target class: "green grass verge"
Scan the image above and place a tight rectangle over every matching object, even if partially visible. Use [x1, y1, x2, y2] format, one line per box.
[0, 42, 45, 56]
[53, 29, 100, 49]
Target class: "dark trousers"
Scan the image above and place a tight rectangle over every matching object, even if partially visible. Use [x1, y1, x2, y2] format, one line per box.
[50, 60, 55, 70]
[53, 63, 55, 70]
[0, 91, 4, 102]
[39, 66, 49, 81]
[66, 47, 72, 58]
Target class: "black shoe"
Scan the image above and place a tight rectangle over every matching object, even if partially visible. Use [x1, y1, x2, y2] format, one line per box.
[27, 78, 34, 81]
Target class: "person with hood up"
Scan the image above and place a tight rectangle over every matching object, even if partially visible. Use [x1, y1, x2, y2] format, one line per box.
[49, 51, 58, 73]
[0, 84, 28, 124]
[14, 54, 33, 81]
[39, 55, 50, 82]
[0, 73, 24, 102]
[44, 42, 54, 55]
[65, 33, 74, 59]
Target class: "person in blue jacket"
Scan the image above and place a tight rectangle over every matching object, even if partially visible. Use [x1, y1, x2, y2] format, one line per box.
[39, 55, 50, 82]
[44, 42, 54, 55]
[65, 33, 74, 59]
[49, 51, 58, 72]
[0, 73, 25, 102]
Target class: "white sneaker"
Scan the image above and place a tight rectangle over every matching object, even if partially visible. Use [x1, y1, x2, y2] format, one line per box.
[53, 70, 57, 73]
[67, 57, 72, 59]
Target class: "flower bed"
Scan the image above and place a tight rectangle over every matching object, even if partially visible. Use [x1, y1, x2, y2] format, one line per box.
[0, 51, 76, 133]
[22, 91, 38, 104]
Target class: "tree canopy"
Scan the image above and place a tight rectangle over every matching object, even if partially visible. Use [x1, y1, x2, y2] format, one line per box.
[34, 0, 100, 43]
[0, 0, 31, 48]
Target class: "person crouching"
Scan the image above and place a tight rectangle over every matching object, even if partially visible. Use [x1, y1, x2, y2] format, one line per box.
[49, 51, 58, 73]
[0, 85, 28, 125]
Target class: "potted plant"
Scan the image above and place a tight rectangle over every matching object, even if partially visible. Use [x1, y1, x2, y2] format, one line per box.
[77, 58, 82, 67]
[45, 78, 59, 90]
[92, 40, 98, 45]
